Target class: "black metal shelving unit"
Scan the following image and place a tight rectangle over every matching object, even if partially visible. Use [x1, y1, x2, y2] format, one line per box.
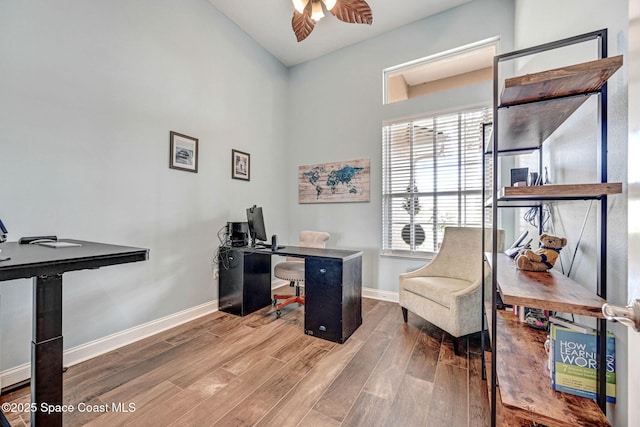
[482, 29, 623, 426]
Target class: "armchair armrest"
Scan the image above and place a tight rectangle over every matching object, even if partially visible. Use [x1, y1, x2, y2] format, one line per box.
[400, 227, 502, 288]
[399, 258, 440, 281]
[451, 278, 481, 299]
[451, 266, 491, 299]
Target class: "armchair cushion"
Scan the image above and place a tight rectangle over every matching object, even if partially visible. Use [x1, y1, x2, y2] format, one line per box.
[402, 276, 472, 309]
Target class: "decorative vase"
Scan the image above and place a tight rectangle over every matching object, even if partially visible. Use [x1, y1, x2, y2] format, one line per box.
[401, 223, 425, 246]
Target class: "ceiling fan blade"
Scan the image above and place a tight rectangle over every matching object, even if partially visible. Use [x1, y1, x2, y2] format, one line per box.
[292, 9, 316, 42]
[329, 0, 373, 25]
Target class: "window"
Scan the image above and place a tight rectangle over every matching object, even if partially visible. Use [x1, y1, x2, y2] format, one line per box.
[383, 38, 497, 104]
[382, 107, 492, 255]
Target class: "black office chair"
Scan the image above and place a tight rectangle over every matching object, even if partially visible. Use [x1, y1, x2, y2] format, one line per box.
[273, 231, 330, 317]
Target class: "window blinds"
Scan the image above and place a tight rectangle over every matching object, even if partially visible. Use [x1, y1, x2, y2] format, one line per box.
[382, 107, 492, 254]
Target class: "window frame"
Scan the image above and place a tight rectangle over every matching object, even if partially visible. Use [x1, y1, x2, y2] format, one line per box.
[382, 106, 492, 257]
[382, 37, 498, 105]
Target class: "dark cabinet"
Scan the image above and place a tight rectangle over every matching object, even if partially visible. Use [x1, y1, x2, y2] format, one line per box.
[304, 256, 362, 344]
[218, 247, 271, 316]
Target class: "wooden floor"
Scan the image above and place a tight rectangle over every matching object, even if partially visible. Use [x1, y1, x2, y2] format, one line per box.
[0, 297, 490, 427]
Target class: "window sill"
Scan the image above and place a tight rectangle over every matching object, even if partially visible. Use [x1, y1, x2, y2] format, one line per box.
[380, 251, 435, 261]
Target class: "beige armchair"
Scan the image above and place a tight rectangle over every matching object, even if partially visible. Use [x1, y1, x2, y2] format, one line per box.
[399, 226, 503, 354]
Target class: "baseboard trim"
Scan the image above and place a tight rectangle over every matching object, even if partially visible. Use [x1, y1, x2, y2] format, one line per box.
[271, 283, 397, 303]
[1, 300, 219, 390]
[272, 282, 398, 304]
[272, 279, 289, 289]
[362, 287, 399, 303]
[0, 365, 30, 393]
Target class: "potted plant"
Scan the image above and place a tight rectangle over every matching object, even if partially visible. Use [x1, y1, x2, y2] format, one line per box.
[401, 182, 425, 246]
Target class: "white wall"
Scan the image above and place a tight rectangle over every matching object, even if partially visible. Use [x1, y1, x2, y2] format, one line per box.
[0, 0, 289, 370]
[514, 0, 628, 425]
[286, 0, 515, 292]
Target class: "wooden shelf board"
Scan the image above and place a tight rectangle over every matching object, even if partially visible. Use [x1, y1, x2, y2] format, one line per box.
[498, 95, 590, 152]
[500, 56, 623, 107]
[485, 304, 611, 427]
[486, 253, 605, 317]
[485, 183, 622, 207]
[483, 352, 533, 427]
[495, 55, 623, 152]
[500, 183, 622, 199]
[485, 198, 543, 208]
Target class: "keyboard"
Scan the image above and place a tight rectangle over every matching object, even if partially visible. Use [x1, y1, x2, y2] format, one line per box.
[255, 244, 286, 250]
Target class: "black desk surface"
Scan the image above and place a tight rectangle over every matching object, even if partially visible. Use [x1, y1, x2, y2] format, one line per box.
[239, 245, 362, 261]
[0, 240, 149, 281]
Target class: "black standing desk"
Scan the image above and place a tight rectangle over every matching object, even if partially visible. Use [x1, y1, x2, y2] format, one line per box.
[0, 240, 149, 427]
[218, 245, 362, 344]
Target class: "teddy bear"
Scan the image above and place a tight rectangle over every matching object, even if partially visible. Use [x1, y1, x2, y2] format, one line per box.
[516, 233, 567, 272]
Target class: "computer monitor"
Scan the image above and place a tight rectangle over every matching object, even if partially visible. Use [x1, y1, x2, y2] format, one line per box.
[246, 205, 267, 247]
[0, 218, 7, 244]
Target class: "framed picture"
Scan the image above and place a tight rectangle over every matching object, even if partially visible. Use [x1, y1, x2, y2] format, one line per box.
[232, 149, 250, 181]
[169, 131, 198, 173]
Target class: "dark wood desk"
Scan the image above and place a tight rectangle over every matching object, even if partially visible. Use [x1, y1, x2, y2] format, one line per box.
[218, 245, 362, 344]
[0, 240, 148, 427]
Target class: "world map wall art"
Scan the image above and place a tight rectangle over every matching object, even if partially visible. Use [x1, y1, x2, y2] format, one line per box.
[298, 158, 370, 204]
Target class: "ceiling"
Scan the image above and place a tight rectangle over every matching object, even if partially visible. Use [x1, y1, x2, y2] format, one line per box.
[207, 0, 471, 67]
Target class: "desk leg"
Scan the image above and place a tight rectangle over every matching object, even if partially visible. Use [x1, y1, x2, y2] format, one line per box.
[31, 274, 63, 427]
[1, 411, 10, 427]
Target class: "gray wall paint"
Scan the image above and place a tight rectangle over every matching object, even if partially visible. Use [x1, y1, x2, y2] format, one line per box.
[0, 0, 289, 369]
[514, 0, 628, 424]
[286, 0, 515, 291]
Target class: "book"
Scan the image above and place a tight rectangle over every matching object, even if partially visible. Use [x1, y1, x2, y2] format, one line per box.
[550, 324, 616, 403]
[513, 305, 549, 329]
[549, 316, 594, 334]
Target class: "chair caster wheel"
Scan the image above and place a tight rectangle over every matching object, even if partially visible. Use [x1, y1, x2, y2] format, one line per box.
[273, 299, 277, 306]
[276, 310, 281, 318]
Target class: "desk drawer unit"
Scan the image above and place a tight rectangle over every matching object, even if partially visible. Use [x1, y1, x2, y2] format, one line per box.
[218, 247, 271, 316]
[304, 256, 362, 343]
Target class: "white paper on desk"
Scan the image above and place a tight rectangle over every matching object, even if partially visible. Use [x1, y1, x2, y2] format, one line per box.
[37, 241, 82, 248]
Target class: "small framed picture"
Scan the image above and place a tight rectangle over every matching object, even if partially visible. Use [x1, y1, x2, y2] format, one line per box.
[232, 149, 250, 181]
[169, 131, 198, 173]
